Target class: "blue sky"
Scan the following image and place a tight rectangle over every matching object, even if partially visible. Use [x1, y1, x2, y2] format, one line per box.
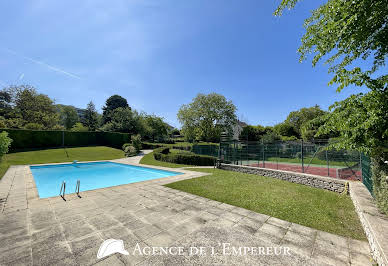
[0, 0, 364, 128]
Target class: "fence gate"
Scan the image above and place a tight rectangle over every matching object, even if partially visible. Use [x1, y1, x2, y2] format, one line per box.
[361, 153, 373, 196]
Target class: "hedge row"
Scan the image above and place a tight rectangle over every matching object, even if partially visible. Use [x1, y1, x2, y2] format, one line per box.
[142, 142, 191, 151]
[1, 128, 130, 150]
[153, 147, 216, 166]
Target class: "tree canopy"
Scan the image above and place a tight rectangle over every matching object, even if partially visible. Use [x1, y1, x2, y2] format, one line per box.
[84, 101, 99, 131]
[275, 0, 388, 92]
[102, 94, 129, 123]
[101, 107, 143, 134]
[240, 125, 266, 141]
[177, 93, 237, 142]
[284, 105, 326, 137]
[0, 85, 59, 129]
[142, 115, 169, 142]
[317, 90, 388, 153]
[59, 106, 79, 130]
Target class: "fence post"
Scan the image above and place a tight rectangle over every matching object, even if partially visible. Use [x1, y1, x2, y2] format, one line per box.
[301, 140, 304, 173]
[246, 137, 249, 166]
[359, 151, 362, 180]
[276, 145, 279, 170]
[233, 141, 235, 164]
[262, 139, 265, 168]
[62, 130, 65, 147]
[326, 148, 329, 176]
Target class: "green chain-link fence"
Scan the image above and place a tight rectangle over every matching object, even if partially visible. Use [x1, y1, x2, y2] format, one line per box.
[213, 140, 362, 180]
[361, 153, 373, 196]
[192, 144, 219, 157]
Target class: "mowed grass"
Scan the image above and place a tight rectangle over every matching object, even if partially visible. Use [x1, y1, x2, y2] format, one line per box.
[139, 151, 190, 168]
[0, 146, 125, 179]
[165, 168, 366, 240]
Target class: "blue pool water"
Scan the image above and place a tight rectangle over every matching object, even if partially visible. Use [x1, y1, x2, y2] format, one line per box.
[30, 162, 182, 198]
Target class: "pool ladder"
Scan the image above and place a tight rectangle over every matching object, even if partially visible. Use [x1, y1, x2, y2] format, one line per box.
[59, 180, 80, 200]
[60, 181, 66, 200]
[75, 180, 81, 197]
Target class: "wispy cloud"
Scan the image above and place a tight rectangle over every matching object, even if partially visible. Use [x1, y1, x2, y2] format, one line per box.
[2, 48, 82, 80]
[19, 73, 24, 80]
[0, 79, 7, 87]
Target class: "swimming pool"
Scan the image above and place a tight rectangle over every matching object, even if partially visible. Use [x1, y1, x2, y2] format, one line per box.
[30, 162, 182, 198]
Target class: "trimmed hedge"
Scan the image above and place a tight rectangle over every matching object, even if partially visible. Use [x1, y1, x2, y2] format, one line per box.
[154, 147, 170, 155]
[153, 147, 216, 166]
[1, 128, 130, 150]
[142, 142, 191, 151]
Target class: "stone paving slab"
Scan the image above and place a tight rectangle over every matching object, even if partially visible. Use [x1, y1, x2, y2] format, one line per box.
[0, 155, 374, 265]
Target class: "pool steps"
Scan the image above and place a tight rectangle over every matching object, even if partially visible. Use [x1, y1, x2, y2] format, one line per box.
[60, 181, 66, 200]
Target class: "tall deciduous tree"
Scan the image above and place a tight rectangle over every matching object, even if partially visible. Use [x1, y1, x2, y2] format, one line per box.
[276, 0, 388, 214]
[240, 125, 265, 141]
[14, 85, 59, 128]
[177, 93, 237, 142]
[273, 122, 299, 138]
[276, 0, 388, 149]
[284, 105, 326, 136]
[59, 106, 79, 130]
[101, 107, 143, 134]
[84, 101, 99, 131]
[142, 115, 169, 142]
[317, 91, 388, 153]
[102, 95, 129, 124]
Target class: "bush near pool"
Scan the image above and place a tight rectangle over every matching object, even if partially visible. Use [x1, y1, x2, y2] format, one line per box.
[153, 147, 216, 166]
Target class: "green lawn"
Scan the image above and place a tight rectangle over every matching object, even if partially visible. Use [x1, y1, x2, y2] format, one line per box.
[0, 146, 125, 179]
[139, 151, 190, 168]
[165, 168, 366, 240]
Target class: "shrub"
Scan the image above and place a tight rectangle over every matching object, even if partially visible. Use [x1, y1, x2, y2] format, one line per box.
[161, 139, 175, 144]
[124, 145, 137, 157]
[24, 123, 44, 130]
[281, 135, 298, 141]
[153, 147, 215, 166]
[122, 143, 131, 150]
[141, 142, 192, 151]
[154, 147, 170, 155]
[52, 125, 66, 131]
[131, 134, 142, 152]
[0, 131, 12, 160]
[71, 122, 88, 132]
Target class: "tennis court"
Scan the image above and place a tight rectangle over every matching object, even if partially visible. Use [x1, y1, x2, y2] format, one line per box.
[245, 161, 361, 180]
[193, 140, 362, 181]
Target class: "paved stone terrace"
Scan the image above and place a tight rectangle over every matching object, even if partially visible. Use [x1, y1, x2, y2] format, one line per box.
[0, 158, 373, 265]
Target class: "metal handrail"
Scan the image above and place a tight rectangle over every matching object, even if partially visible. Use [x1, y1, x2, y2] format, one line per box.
[75, 180, 80, 196]
[60, 181, 66, 200]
